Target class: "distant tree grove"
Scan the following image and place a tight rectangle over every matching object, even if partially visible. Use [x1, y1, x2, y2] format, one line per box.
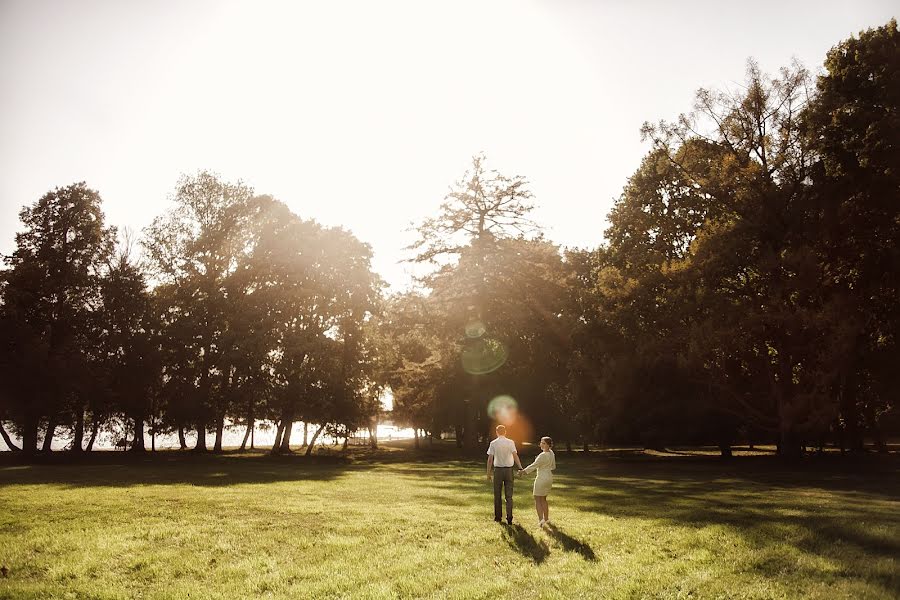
[1, 21, 897, 457]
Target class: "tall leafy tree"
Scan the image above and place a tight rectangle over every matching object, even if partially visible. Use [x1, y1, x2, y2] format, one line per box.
[96, 237, 161, 451]
[0, 183, 115, 454]
[143, 171, 255, 452]
[233, 198, 381, 454]
[803, 19, 900, 449]
[408, 154, 542, 449]
[591, 140, 741, 453]
[640, 60, 832, 456]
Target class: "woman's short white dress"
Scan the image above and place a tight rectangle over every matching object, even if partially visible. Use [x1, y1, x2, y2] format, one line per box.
[522, 450, 555, 496]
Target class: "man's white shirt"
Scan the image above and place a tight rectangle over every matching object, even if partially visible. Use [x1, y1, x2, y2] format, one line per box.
[487, 436, 517, 467]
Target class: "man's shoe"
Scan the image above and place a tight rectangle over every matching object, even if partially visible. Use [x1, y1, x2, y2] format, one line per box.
[507, 518, 513, 525]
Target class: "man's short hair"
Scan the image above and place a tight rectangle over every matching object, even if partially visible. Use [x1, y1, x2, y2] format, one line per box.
[495, 425, 506, 435]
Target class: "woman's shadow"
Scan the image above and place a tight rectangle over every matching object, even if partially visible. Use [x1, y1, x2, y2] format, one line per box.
[544, 523, 596, 560]
[501, 523, 596, 563]
[501, 524, 550, 564]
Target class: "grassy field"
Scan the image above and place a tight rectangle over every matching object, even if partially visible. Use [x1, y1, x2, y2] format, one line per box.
[0, 443, 897, 599]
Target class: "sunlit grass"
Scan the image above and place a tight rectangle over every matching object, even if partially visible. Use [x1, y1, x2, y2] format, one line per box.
[0, 444, 897, 599]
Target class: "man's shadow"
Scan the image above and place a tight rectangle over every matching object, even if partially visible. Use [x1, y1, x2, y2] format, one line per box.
[501, 524, 550, 564]
[544, 523, 596, 560]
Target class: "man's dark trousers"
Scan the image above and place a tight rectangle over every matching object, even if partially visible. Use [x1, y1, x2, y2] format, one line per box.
[493, 466, 514, 522]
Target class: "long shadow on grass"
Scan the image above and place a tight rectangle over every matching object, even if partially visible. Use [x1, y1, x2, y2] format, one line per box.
[544, 524, 595, 560]
[0, 452, 353, 488]
[501, 523, 550, 564]
[561, 457, 900, 595]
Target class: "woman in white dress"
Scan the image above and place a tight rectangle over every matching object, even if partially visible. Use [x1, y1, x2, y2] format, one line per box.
[518, 436, 556, 527]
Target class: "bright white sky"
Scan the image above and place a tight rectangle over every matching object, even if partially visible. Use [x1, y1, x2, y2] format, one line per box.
[1, 0, 895, 289]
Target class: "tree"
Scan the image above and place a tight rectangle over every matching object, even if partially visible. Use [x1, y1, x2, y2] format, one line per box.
[381, 292, 454, 445]
[407, 154, 542, 449]
[96, 236, 161, 452]
[630, 44, 900, 456]
[639, 60, 838, 457]
[0, 183, 115, 454]
[589, 140, 743, 454]
[409, 153, 536, 266]
[802, 19, 900, 450]
[229, 198, 381, 455]
[143, 171, 255, 452]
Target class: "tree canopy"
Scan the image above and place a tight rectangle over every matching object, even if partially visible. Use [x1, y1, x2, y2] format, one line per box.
[1, 20, 897, 457]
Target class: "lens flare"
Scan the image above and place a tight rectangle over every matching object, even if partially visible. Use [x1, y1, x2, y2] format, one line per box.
[504, 414, 534, 448]
[487, 395, 518, 425]
[465, 320, 486, 338]
[487, 395, 533, 444]
[461, 337, 508, 375]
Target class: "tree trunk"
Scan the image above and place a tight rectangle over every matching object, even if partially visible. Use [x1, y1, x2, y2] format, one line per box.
[280, 419, 294, 453]
[86, 415, 100, 451]
[777, 428, 803, 459]
[131, 413, 145, 452]
[464, 398, 479, 451]
[302, 421, 308, 447]
[718, 429, 733, 459]
[178, 426, 187, 450]
[368, 423, 378, 449]
[271, 420, 285, 453]
[454, 424, 463, 448]
[239, 416, 253, 451]
[342, 435, 349, 451]
[195, 345, 211, 453]
[22, 406, 39, 456]
[71, 408, 85, 453]
[414, 427, 420, 449]
[0, 422, 20, 451]
[194, 423, 207, 452]
[304, 423, 326, 457]
[213, 415, 225, 453]
[41, 416, 57, 452]
[840, 371, 864, 452]
[149, 397, 156, 452]
[863, 402, 885, 453]
[873, 420, 887, 454]
[775, 349, 803, 459]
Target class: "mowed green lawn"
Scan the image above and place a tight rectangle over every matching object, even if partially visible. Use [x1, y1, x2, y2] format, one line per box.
[0, 444, 897, 599]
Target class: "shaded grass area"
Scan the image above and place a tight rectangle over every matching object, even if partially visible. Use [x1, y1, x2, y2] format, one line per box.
[0, 445, 897, 599]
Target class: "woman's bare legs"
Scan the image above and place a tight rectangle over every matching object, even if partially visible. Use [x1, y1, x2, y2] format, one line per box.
[535, 496, 548, 524]
[536, 497, 548, 523]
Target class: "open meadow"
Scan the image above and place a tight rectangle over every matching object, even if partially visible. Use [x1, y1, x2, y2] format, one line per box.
[0, 443, 897, 600]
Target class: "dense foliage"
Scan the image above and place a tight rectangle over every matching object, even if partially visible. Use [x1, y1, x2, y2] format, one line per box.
[1, 21, 897, 456]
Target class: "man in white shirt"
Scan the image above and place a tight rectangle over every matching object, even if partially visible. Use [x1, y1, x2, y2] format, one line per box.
[486, 424, 523, 524]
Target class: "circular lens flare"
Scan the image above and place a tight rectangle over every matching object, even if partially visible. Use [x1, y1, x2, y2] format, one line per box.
[465, 320, 486, 338]
[461, 337, 508, 375]
[487, 395, 518, 426]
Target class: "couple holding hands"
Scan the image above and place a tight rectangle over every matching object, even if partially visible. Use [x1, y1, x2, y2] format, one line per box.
[486, 424, 556, 527]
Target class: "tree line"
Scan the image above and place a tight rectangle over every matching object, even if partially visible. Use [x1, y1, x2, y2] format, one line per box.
[1, 21, 897, 457]
[0, 174, 383, 455]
